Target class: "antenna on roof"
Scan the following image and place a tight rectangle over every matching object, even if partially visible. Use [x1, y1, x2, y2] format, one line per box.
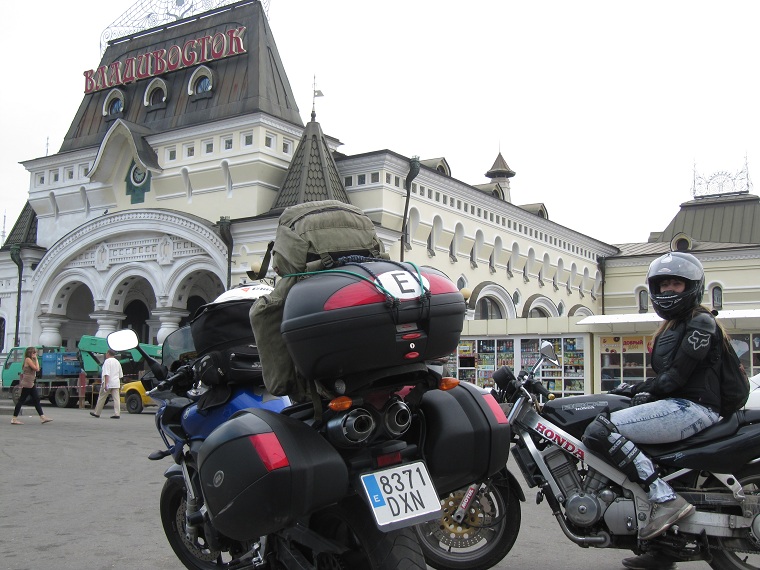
[312, 75, 324, 121]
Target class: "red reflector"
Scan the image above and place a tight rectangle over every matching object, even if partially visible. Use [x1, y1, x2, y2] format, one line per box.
[404, 352, 420, 360]
[375, 451, 402, 468]
[482, 393, 509, 424]
[249, 433, 289, 471]
[401, 332, 421, 340]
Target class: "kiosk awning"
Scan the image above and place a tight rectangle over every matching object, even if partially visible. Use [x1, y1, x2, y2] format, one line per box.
[577, 310, 760, 333]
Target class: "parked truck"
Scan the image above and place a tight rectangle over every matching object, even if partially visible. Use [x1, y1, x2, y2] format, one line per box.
[2, 336, 161, 408]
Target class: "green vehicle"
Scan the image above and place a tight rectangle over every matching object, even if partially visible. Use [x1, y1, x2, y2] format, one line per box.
[2, 336, 161, 408]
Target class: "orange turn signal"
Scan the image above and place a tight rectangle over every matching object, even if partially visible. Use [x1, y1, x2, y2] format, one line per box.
[439, 377, 460, 391]
[328, 396, 354, 411]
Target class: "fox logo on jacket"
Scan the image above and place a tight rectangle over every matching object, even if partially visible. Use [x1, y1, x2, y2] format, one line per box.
[687, 330, 711, 351]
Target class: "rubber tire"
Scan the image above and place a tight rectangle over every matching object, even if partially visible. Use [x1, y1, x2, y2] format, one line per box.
[160, 477, 228, 570]
[310, 495, 426, 570]
[125, 392, 143, 414]
[415, 481, 521, 570]
[54, 386, 74, 408]
[707, 464, 760, 570]
[11, 384, 21, 406]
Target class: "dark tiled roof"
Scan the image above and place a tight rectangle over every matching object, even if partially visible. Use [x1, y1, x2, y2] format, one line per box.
[269, 117, 350, 212]
[60, 1, 302, 153]
[1, 202, 38, 250]
[653, 193, 760, 244]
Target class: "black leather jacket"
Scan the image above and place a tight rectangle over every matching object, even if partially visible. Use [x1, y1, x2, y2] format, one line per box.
[635, 308, 722, 413]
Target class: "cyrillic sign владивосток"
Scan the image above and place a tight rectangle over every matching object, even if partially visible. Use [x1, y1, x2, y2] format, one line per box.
[83, 26, 247, 94]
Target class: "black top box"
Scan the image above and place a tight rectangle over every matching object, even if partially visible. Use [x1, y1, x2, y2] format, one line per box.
[281, 261, 465, 391]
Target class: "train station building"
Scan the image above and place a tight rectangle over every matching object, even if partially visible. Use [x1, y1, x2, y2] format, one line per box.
[2, 0, 759, 395]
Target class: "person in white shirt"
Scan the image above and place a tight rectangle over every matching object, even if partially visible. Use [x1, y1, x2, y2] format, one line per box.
[90, 349, 124, 419]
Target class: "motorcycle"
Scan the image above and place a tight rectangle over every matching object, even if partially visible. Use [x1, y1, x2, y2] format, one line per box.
[109, 261, 510, 570]
[435, 339, 760, 570]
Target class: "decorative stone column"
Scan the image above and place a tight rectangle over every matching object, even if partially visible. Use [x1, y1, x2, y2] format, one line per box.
[89, 311, 125, 338]
[152, 308, 190, 345]
[37, 314, 68, 347]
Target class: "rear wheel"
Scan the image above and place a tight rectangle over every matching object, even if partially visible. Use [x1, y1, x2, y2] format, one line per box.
[125, 392, 143, 414]
[54, 386, 75, 408]
[310, 495, 426, 569]
[11, 384, 21, 405]
[707, 465, 760, 570]
[414, 479, 520, 570]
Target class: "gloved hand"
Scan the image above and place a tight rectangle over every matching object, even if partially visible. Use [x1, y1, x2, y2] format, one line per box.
[631, 392, 654, 407]
[608, 382, 637, 398]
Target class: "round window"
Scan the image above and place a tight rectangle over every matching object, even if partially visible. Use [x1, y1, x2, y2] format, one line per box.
[108, 98, 124, 115]
[195, 76, 211, 94]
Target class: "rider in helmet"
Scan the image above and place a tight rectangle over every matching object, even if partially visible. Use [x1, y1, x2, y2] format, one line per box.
[583, 252, 724, 570]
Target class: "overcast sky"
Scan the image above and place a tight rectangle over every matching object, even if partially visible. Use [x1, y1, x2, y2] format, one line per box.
[3, 1, 759, 245]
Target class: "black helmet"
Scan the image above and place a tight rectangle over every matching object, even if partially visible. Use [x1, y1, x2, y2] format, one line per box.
[647, 252, 705, 320]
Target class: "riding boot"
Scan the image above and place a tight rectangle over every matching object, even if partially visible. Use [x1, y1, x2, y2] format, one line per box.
[622, 551, 678, 570]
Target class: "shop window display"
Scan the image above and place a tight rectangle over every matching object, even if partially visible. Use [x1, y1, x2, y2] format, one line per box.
[600, 335, 654, 393]
[456, 335, 587, 395]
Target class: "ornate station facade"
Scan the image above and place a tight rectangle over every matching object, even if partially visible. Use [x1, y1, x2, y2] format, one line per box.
[2, 0, 759, 395]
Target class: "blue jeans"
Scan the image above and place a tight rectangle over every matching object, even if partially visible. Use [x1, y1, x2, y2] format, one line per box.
[611, 398, 721, 445]
[610, 398, 720, 502]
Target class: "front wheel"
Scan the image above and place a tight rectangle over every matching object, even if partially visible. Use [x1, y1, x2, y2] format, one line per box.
[125, 392, 143, 414]
[310, 495, 426, 569]
[707, 465, 760, 570]
[160, 477, 244, 569]
[414, 479, 521, 570]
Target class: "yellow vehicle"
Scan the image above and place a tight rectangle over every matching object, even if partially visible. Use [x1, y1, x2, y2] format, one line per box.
[120, 375, 160, 414]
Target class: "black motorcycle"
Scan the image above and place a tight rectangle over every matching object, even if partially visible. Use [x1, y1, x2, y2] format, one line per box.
[422, 340, 760, 570]
[111, 261, 511, 570]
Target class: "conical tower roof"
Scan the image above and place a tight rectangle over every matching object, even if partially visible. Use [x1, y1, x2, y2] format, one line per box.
[269, 113, 350, 212]
[485, 152, 515, 179]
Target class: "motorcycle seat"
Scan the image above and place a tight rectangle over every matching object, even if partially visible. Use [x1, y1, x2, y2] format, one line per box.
[739, 408, 760, 424]
[640, 412, 739, 456]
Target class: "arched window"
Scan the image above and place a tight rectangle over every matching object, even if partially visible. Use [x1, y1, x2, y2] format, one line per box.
[102, 88, 126, 118]
[144, 77, 169, 108]
[529, 307, 549, 318]
[195, 76, 211, 93]
[712, 286, 723, 310]
[188, 65, 214, 97]
[476, 297, 503, 320]
[638, 289, 649, 313]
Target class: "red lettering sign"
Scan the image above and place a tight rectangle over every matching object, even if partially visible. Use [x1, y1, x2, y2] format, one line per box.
[83, 26, 247, 93]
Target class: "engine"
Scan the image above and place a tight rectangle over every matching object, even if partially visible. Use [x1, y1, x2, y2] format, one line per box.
[544, 448, 623, 528]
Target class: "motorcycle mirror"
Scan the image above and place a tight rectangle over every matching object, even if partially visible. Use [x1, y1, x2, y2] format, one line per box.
[108, 329, 168, 382]
[107, 329, 139, 351]
[539, 340, 560, 366]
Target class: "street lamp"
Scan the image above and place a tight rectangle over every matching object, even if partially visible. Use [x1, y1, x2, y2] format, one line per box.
[9, 245, 23, 347]
[400, 156, 420, 262]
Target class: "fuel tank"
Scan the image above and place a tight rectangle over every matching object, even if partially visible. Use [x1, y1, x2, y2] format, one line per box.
[181, 386, 289, 440]
[540, 394, 631, 440]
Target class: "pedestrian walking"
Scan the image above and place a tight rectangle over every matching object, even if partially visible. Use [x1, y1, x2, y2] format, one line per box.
[11, 347, 53, 425]
[90, 349, 123, 419]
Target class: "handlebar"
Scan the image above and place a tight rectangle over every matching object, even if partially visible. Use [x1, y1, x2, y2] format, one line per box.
[529, 378, 553, 399]
[149, 364, 194, 395]
[492, 363, 554, 402]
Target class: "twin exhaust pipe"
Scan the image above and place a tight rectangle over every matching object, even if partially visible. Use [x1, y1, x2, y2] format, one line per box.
[326, 399, 412, 447]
